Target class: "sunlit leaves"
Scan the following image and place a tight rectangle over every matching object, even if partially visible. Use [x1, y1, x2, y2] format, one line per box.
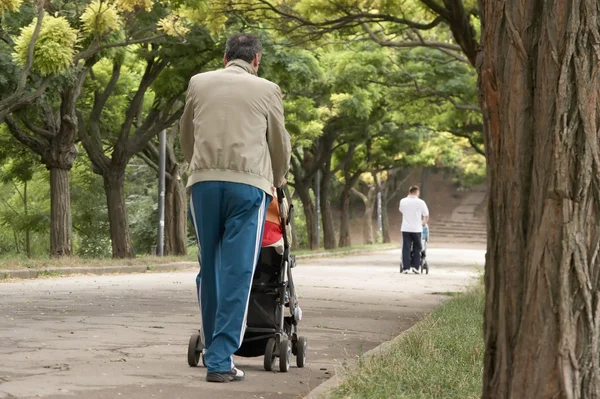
[81, 0, 122, 37]
[115, 0, 153, 12]
[12, 15, 78, 76]
[157, 14, 190, 36]
[0, 0, 22, 15]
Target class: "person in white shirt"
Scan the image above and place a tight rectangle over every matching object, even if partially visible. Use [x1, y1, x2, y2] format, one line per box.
[399, 185, 429, 274]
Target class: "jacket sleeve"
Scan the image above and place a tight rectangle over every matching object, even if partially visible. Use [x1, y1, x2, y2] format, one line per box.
[179, 78, 195, 164]
[267, 85, 291, 187]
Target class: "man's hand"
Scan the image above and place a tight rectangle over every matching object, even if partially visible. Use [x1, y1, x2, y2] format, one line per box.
[278, 178, 287, 187]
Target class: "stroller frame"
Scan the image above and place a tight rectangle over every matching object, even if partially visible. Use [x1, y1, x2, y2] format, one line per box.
[187, 188, 307, 373]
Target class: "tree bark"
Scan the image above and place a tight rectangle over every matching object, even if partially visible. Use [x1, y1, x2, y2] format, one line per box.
[338, 184, 353, 248]
[338, 145, 361, 248]
[164, 170, 187, 256]
[295, 180, 318, 250]
[352, 186, 376, 245]
[319, 172, 336, 250]
[479, 0, 600, 397]
[49, 168, 72, 256]
[103, 170, 134, 259]
[381, 201, 391, 244]
[23, 181, 31, 258]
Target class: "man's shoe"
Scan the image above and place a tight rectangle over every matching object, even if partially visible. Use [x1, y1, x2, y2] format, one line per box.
[206, 367, 245, 383]
[411, 267, 420, 274]
[402, 269, 409, 274]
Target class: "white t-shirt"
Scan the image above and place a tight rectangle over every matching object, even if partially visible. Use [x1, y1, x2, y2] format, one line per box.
[399, 195, 429, 233]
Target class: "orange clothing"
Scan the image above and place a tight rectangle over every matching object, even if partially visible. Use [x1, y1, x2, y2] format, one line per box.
[262, 199, 283, 247]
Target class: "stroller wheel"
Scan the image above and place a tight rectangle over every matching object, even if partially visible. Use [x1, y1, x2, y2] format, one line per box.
[422, 261, 429, 275]
[296, 336, 307, 368]
[279, 339, 292, 373]
[187, 333, 204, 367]
[264, 338, 276, 371]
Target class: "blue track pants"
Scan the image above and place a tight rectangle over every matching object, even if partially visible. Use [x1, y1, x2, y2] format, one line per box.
[189, 181, 269, 373]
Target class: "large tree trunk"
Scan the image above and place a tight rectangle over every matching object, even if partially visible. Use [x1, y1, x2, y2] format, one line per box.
[103, 170, 134, 259]
[479, 0, 600, 397]
[49, 168, 72, 256]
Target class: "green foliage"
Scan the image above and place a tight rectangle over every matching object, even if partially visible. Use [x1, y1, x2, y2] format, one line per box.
[0, 0, 22, 15]
[80, 0, 122, 37]
[12, 15, 78, 76]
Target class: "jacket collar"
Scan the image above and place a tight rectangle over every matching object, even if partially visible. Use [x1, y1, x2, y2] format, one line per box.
[226, 59, 257, 76]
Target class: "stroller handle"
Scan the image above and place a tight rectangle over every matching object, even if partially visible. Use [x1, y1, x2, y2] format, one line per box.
[276, 187, 286, 204]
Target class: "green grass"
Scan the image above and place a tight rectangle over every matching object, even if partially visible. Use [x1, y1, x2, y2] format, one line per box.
[0, 243, 394, 270]
[0, 254, 196, 270]
[329, 284, 484, 399]
[294, 243, 396, 257]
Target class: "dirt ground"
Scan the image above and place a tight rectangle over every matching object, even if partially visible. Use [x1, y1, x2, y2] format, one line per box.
[0, 248, 483, 399]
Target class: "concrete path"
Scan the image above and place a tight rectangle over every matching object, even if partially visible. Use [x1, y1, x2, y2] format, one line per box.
[0, 249, 484, 399]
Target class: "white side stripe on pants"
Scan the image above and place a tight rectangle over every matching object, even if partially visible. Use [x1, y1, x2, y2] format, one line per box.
[238, 193, 266, 347]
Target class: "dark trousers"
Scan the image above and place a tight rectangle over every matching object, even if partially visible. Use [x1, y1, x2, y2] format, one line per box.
[402, 232, 422, 270]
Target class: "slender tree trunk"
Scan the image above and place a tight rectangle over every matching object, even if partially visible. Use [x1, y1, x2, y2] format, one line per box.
[164, 172, 187, 256]
[479, 0, 600, 397]
[165, 176, 175, 255]
[320, 168, 336, 250]
[295, 181, 317, 250]
[23, 181, 31, 258]
[352, 186, 376, 245]
[338, 185, 352, 248]
[174, 176, 188, 255]
[49, 168, 72, 256]
[363, 188, 376, 245]
[103, 170, 134, 259]
[381, 202, 391, 244]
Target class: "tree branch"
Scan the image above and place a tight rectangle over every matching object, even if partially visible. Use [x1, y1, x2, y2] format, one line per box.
[20, 116, 54, 140]
[75, 35, 166, 62]
[361, 23, 465, 53]
[448, 128, 486, 156]
[118, 58, 168, 145]
[4, 116, 48, 157]
[17, 0, 45, 93]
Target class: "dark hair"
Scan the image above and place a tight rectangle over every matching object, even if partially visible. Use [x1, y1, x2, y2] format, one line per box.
[225, 34, 262, 63]
[409, 186, 420, 194]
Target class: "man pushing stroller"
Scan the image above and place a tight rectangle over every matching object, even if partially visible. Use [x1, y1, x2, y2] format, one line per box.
[399, 186, 430, 274]
[180, 33, 291, 383]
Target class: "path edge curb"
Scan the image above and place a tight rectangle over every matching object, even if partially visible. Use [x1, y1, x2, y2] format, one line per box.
[1, 247, 398, 281]
[303, 323, 418, 399]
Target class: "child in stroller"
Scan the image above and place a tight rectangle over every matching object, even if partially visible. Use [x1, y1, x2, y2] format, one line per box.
[188, 188, 307, 372]
[400, 224, 430, 274]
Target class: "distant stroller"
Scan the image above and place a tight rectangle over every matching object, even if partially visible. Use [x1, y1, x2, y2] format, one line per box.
[188, 188, 307, 372]
[400, 225, 429, 274]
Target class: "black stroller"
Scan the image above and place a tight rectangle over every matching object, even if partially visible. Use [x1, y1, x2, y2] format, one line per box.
[187, 188, 307, 372]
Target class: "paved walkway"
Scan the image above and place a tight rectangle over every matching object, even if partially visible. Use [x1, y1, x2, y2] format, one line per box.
[0, 249, 484, 399]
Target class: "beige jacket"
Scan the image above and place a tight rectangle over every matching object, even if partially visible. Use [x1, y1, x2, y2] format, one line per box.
[180, 59, 291, 194]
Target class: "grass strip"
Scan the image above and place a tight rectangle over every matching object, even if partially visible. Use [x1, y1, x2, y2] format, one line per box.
[330, 284, 484, 399]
